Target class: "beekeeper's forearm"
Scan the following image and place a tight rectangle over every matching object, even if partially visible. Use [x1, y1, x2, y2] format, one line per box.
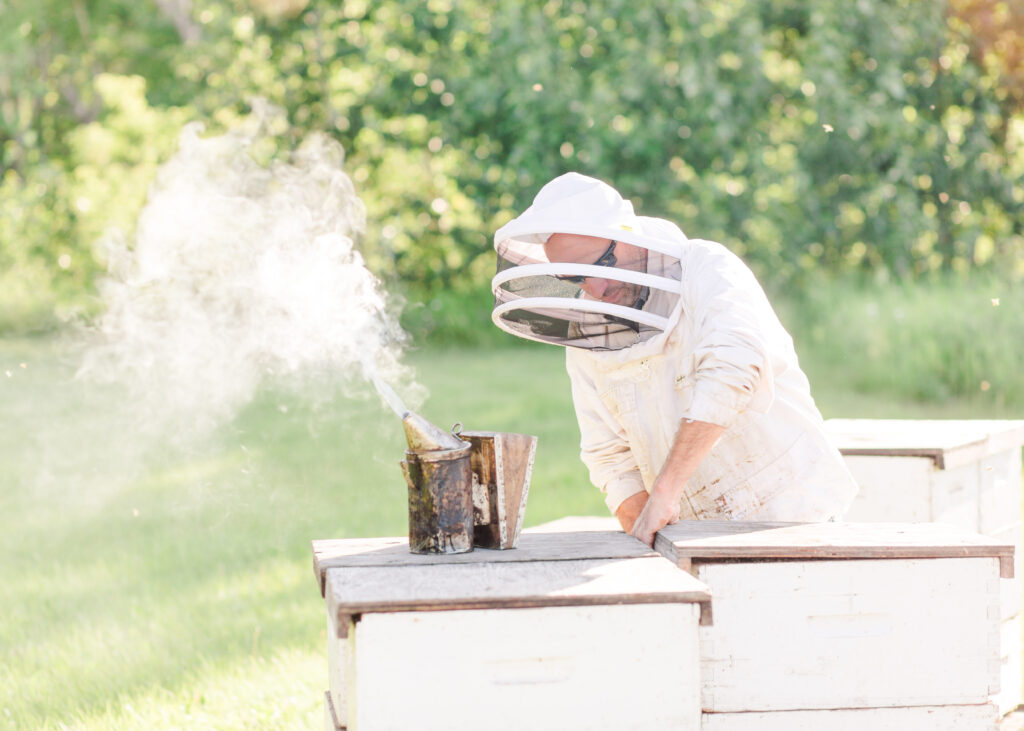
[629, 420, 726, 546]
[651, 419, 726, 504]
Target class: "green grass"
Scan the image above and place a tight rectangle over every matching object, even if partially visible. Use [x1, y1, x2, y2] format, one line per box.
[777, 275, 1024, 411]
[0, 334, 1018, 729]
[0, 336, 602, 730]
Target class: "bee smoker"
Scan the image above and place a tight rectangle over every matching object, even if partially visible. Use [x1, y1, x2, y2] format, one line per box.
[400, 412, 537, 554]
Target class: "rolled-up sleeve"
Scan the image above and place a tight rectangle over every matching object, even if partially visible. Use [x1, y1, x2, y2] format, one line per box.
[681, 245, 777, 429]
[565, 351, 647, 513]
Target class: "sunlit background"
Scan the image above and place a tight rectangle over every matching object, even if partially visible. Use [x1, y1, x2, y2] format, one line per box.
[2, 0, 1023, 727]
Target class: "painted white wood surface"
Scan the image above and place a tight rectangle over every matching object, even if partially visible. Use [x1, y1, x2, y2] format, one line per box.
[931, 459, 984, 530]
[347, 604, 702, 731]
[320, 537, 710, 728]
[323, 559, 709, 727]
[841, 453, 983, 531]
[840, 442, 1023, 537]
[827, 419, 1024, 717]
[697, 557, 1001, 712]
[325, 611, 348, 729]
[998, 525, 1024, 620]
[840, 455, 933, 523]
[996, 614, 1024, 717]
[701, 704, 999, 731]
[981, 448, 1024, 535]
[826, 418, 1024, 533]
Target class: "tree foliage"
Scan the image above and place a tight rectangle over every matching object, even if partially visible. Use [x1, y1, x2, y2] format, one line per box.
[1, 0, 1022, 332]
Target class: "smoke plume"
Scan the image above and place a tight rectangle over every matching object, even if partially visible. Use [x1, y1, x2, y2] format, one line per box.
[77, 102, 421, 440]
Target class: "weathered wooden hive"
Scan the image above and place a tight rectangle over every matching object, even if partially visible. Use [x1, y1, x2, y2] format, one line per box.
[312, 517, 1013, 731]
[313, 529, 710, 731]
[826, 418, 1024, 715]
[654, 519, 1013, 730]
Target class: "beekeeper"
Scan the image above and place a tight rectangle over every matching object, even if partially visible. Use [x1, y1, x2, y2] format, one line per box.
[491, 173, 858, 546]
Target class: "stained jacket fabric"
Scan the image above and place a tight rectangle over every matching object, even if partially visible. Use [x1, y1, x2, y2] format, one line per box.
[566, 232, 858, 520]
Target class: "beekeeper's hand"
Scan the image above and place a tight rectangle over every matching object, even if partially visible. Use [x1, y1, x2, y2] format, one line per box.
[629, 490, 679, 546]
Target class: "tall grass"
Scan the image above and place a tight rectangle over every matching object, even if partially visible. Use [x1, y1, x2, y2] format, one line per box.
[776, 276, 1024, 412]
[403, 273, 1024, 411]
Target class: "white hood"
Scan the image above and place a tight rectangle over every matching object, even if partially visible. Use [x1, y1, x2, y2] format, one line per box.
[491, 173, 688, 350]
[494, 172, 687, 261]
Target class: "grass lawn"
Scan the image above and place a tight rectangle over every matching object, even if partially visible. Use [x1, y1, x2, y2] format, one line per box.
[1, 335, 1018, 729]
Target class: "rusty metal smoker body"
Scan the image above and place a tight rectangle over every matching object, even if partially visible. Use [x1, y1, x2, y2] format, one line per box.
[400, 412, 537, 555]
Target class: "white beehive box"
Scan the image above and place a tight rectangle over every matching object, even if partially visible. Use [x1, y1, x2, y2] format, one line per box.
[825, 418, 1024, 715]
[654, 520, 1012, 730]
[825, 419, 1024, 533]
[313, 530, 710, 731]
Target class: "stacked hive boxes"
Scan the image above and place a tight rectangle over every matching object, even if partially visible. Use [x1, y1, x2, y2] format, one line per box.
[313, 519, 1012, 730]
[826, 419, 1024, 715]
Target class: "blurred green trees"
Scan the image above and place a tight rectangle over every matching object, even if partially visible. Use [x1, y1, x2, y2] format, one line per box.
[2, 0, 1022, 333]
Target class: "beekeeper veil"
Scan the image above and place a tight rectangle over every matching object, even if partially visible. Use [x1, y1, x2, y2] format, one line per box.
[492, 173, 685, 350]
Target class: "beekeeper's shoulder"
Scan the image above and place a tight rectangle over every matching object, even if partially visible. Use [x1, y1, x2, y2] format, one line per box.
[677, 237, 758, 282]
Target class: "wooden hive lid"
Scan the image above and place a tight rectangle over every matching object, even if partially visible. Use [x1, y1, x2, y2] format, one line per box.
[655, 520, 1015, 578]
[323, 555, 711, 635]
[315, 530, 712, 633]
[824, 418, 1024, 470]
[312, 529, 659, 596]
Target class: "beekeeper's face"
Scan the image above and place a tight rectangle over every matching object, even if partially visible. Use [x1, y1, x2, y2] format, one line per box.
[545, 233, 648, 308]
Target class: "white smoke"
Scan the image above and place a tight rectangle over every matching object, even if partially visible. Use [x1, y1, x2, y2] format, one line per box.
[78, 102, 422, 439]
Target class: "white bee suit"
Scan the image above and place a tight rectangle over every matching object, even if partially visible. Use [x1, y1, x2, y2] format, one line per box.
[493, 173, 858, 520]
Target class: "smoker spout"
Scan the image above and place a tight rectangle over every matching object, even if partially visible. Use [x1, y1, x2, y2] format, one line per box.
[402, 411, 467, 452]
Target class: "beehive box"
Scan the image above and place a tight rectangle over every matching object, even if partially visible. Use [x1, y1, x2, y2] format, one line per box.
[825, 419, 1024, 534]
[312, 530, 710, 731]
[825, 418, 1024, 714]
[654, 520, 1012, 730]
